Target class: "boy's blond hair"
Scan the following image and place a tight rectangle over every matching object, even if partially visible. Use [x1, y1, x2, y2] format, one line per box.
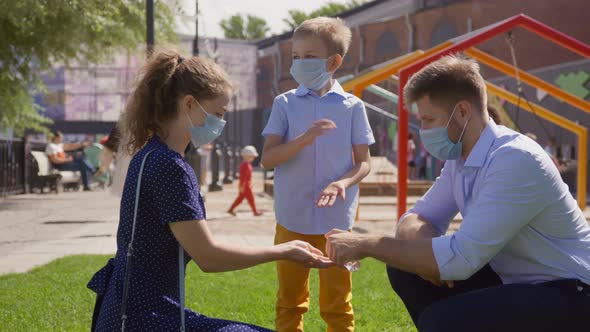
[293, 17, 352, 56]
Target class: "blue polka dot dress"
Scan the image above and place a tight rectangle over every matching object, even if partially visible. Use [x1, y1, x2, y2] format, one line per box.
[88, 136, 273, 331]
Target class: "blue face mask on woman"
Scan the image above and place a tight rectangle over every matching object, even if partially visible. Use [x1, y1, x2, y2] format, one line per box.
[186, 100, 226, 148]
[419, 104, 469, 160]
[290, 58, 332, 91]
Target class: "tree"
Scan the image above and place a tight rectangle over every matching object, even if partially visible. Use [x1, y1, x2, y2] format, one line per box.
[283, 1, 366, 30]
[283, 10, 311, 31]
[220, 14, 247, 40]
[220, 14, 270, 40]
[0, 0, 177, 135]
[246, 15, 272, 40]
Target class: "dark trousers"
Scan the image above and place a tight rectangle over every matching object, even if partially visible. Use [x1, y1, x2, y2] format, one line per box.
[386, 265, 590, 332]
[54, 156, 95, 189]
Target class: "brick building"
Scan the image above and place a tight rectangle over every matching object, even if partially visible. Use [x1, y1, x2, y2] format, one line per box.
[257, 0, 590, 110]
[255, 0, 590, 191]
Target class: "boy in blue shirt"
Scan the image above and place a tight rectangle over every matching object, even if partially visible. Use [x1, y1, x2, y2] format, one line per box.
[261, 17, 374, 332]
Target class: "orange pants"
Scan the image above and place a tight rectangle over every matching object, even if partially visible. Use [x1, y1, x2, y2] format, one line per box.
[274, 224, 354, 332]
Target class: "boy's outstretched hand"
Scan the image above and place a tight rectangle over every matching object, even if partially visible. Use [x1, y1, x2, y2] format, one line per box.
[316, 181, 346, 207]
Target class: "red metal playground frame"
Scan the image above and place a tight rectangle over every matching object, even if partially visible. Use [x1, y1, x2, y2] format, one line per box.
[396, 14, 590, 220]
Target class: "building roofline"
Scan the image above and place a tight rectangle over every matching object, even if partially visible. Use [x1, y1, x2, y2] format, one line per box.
[256, 0, 391, 49]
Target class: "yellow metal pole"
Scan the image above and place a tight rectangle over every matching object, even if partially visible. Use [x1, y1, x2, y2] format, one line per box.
[466, 48, 590, 115]
[577, 129, 588, 209]
[353, 86, 363, 98]
[486, 84, 582, 132]
[354, 86, 362, 221]
[342, 41, 453, 93]
[342, 50, 423, 92]
[346, 45, 450, 221]
[345, 38, 590, 213]
[346, 43, 450, 221]
[486, 82, 587, 208]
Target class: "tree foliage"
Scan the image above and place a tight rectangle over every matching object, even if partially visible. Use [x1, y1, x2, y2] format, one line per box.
[0, 0, 177, 135]
[220, 14, 271, 40]
[283, 1, 366, 30]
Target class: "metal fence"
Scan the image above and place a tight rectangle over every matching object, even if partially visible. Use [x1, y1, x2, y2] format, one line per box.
[4, 106, 430, 197]
[0, 138, 47, 197]
[0, 138, 26, 196]
[0, 108, 265, 197]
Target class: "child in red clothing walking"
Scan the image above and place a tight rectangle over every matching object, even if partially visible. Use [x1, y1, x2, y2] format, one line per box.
[228, 145, 263, 216]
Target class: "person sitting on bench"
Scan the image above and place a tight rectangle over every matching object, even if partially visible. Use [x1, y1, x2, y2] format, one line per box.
[45, 131, 95, 191]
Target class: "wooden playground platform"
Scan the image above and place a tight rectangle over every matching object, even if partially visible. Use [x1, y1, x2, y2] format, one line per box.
[263, 156, 433, 197]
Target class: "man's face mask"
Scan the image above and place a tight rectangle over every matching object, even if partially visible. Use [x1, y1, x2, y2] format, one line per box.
[419, 103, 469, 160]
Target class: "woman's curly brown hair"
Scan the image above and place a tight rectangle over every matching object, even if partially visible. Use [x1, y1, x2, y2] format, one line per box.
[121, 47, 232, 154]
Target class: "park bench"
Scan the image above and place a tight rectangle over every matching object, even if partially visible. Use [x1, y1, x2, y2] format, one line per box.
[30, 151, 81, 193]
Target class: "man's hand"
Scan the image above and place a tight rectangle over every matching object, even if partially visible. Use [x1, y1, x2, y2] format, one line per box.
[325, 229, 365, 266]
[316, 181, 346, 208]
[420, 275, 455, 288]
[302, 119, 336, 146]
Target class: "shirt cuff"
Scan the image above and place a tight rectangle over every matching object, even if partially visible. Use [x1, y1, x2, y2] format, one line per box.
[398, 211, 414, 225]
[432, 235, 455, 280]
[262, 129, 284, 137]
[352, 135, 376, 146]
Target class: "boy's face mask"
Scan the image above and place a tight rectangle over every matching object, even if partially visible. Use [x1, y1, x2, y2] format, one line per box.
[290, 57, 333, 91]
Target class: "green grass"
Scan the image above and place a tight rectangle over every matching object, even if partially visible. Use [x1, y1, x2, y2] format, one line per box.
[0, 256, 416, 331]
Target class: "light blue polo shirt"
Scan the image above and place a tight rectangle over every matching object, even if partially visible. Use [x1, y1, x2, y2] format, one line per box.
[404, 120, 590, 284]
[262, 81, 375, 235]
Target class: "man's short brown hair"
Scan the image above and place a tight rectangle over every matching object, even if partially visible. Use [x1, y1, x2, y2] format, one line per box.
[404, 55, 487, 112]
[487, 105, 502, 125]
[293, 17, 352, 56]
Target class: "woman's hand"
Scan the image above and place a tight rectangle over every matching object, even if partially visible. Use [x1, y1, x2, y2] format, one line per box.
[278, 240, 334, 268]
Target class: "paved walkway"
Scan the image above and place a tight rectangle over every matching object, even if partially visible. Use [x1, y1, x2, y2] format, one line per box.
[0, 173, 397, 275]
[2, 171, 589, 275]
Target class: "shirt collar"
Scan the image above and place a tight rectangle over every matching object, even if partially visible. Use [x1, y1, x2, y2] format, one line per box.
[464, 120, 499, 168]
[294, 80, 347, 98]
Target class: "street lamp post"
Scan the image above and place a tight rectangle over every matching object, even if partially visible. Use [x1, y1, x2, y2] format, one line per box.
[146, 0, 154, 57]
[208, 142, 223, 192]
[222, 141, 233, 184]
[208, 34, 223, 191]
[193, 0, 199, 56]
[232, 96, 241, 179]
[186, 0, 204, 185]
